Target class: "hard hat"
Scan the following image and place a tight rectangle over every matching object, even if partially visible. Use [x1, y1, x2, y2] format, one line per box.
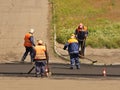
[78, 23, 84, 29]
[71, 34, 75, 38]
[38, 40, 43, 45]
[29, 28, 34, 34]
[79, 23, 83, 26]
[71, 34, 75, 36]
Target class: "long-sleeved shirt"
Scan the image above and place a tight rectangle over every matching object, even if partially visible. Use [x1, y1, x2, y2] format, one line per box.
[63, 38, 79, 54]
[74, 29, 88, 41]
[29, 36, 35, 46]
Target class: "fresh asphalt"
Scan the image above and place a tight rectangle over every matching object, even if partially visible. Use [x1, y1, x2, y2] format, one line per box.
[0, 61, 120, 78]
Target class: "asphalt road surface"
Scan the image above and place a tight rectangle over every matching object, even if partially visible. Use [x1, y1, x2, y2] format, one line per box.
[0, 0, 120, 79]
[0, 62, 120, 78]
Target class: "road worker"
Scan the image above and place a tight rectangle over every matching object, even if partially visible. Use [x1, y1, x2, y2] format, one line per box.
[63, 34, 80, 69]
[34, 40, 49, 77]
[74, 23, 88, 56]
[21, 28, 35, 63]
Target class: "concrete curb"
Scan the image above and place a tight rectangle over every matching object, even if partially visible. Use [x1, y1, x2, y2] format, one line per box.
[53, 24, 106, 66]
[52, 9, 120, 66]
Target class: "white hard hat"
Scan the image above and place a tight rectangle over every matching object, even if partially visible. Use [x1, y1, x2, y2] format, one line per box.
[38, 40, 43, 45]
[29, 28, 34, 34]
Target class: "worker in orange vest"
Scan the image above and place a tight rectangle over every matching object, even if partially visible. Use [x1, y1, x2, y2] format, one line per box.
[21, 28, 35, 63]
[74, 23, 88, 56]
[34, 40, 49, 77]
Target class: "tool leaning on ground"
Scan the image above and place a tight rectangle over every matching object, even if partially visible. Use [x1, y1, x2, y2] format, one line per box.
[27, 43, 51, 77]
[78, 38, 97, 64]
[61, 52, 97, 64]
[63, 49, 97, 64]
[27, 62, 50, 75]
[79, 54, 97, 64]
[27, 64, 35, 74]
[44, 43, 51, 76]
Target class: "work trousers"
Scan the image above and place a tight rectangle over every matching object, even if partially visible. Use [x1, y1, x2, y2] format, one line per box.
[35, 61, 46, 75]
[78, 40, 86, 56]
[69, 53, 80, 69]
[21, 46, 35, 62]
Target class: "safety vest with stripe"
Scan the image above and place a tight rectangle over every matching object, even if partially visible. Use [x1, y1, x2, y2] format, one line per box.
[68, 38, 78, 44]
[24, 33, 32, 47]
[75, 26, 88, 41]
[34, 45, 46, 60]
[67, 38, 79, 54]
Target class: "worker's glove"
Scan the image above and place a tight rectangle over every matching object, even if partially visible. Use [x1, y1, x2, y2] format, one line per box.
[33, 44, 36, 47]
[33, 59, 35, 62]
[63, 47, 66, 50]
[63, 46, 67, 50]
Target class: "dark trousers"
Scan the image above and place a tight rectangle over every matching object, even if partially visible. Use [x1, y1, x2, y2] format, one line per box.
[69, 53, 80, 69]
[21, 46, 35, 62]
[35, 61, 46, 75]
[78, 40, 86, 56]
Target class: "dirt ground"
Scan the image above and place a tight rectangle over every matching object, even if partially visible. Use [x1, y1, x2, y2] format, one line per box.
[0, 0, 120, 90]
[56, 43, 120, 65]
[0, 77, 120, 90]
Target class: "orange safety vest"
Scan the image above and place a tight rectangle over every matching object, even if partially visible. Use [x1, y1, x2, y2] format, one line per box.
[83, 26, 88, 31]
[24, 33, 32, 47]
[34, 45, 46, 60]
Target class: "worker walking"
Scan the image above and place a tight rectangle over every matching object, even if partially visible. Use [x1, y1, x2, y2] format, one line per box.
[21, 28, 35, 63]
[63, 34, 80, 69]
[34, 40, 49, 77]
[74, 23, 88, 56]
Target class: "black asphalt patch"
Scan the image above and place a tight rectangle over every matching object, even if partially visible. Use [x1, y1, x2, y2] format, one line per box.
[0, 62, 120, 78]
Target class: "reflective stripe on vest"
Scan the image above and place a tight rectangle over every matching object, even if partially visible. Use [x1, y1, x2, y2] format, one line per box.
[34, 45, 46, 60]
[68, 38, 78, 44]
[24, 33, 32, 47]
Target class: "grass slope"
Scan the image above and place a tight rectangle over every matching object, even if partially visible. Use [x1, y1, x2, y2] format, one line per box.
[50, 0, 120, 48]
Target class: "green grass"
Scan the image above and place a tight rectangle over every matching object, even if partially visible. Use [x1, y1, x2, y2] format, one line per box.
[50, 0, 120, 48]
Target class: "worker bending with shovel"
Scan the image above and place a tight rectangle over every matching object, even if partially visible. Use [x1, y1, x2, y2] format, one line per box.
[74, 23, 97, 64]
[33, 40, 49, 77]
[74, 23, 88, 56]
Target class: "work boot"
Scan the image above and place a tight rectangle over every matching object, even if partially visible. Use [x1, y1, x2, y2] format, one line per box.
[20, 61, 24, 63]
[35, 73, 40, 77]
[76, 65, 80, 69]
[70, 67, 73, 69]
[30, 60, 33, 64]
[20, 59, 24, 63]
[41, 73, 45, 78]
[21, 56, 25, 62]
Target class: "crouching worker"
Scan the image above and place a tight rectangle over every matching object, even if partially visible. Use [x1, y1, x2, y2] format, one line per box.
[34, 40, 49, 77]
[63, 34, 80, 69]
